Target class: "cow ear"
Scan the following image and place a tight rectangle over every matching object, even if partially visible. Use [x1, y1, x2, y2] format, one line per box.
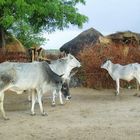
[68, 54, 73, 59]
[103, 58, 111, 63]
[102, 59, 107, 64]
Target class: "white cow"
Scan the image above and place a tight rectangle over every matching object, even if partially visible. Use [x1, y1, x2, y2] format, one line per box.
[101, 60, 140, 95]
[28, 54, 81, 105]
[49, 54, 81, 104]
[49, 54, 81, 79]
[0, 61, 65, 120]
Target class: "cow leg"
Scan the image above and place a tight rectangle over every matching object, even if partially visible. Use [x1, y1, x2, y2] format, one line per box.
[136, 80, 139, 91]
[31, 90, 36, 115]
[37, 90, 47, 116]
[52, 90, 56, 106]
[59, 90, 64, 105]
[0, 92, 9, 120]
[115, 79, 120, 96]
[135, 78, 140, 97]
[28, 94, 31, 102]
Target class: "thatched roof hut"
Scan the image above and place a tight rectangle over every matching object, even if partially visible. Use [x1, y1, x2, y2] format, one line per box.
[60, 28, 103, 55]
[107, 31, 140, 46]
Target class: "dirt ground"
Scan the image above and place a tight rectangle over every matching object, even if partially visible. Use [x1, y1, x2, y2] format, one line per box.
[1, 87, 140, 140]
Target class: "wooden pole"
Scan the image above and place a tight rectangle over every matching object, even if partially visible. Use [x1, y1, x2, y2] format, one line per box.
[31, 49, 35, 62]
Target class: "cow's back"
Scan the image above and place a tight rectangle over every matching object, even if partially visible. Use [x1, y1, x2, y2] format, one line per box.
[0, 61, 62, 91]
[12, 62, 46, 89]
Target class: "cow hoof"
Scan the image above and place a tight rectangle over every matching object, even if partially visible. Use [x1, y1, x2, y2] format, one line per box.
[4, 117, 10, 120]
[28, 99, 32, 102]
[60, 103, 64, 106]
[137, 94, 140, 97]
[30, 112, 36, 116]
[41, 112, 48, 116]
[133, 93, 138, 96]
[51, 104, 56, 107]
[115, 92, 119, 96]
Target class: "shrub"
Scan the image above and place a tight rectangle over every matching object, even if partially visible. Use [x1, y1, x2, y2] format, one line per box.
[78, 43, 140, 89]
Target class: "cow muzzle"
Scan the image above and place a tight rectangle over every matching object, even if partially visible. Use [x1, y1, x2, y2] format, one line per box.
[66, 95, 71, 100]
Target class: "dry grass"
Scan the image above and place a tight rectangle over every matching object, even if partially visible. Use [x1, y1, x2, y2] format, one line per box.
[78, 43, 140, 89]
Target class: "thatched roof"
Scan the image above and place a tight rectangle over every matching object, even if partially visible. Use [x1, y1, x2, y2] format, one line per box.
[107, 31, 140, 45]
[60, 28, 103, 55]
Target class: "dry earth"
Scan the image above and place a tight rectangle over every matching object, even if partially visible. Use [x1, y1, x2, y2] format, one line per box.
[0, 87, 140, 140]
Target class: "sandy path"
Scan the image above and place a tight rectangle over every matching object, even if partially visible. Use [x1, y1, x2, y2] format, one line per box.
[0, 87, 140, 140]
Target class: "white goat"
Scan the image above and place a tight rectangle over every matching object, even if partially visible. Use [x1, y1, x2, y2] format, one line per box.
[101, 60, 140, 95]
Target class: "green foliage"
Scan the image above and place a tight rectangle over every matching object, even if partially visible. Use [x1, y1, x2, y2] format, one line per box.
[16, 31, 46, 48]
[11, 22, 47, 48]
[0, 0, 88, 48]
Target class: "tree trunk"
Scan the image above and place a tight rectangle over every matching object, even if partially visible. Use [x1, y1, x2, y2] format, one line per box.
[0, 26, 6, 50]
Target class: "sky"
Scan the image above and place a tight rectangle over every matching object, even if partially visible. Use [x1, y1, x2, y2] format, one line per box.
[41, 0, 140, 50]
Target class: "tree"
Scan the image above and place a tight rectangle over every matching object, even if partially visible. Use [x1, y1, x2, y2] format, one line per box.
[0, 0, 88, 49]
[11, 23, 47, 48]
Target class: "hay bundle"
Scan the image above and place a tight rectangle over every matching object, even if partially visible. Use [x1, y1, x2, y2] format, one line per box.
[0, 34, 28, 62]
[5, 36, 26, 53]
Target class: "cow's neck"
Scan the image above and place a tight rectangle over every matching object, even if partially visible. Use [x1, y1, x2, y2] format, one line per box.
[107, 62, 114, 75]
[49, 63, 66, 75]
[62, 65, 73, 79]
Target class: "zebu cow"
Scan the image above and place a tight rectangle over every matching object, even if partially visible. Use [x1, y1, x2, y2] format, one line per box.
[28, 54, 81, 105]
[0, 61, 65, 120]
[49, 54, 81, 105]
[49, 54, 81, 80]
[101, 60, 140, 95]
